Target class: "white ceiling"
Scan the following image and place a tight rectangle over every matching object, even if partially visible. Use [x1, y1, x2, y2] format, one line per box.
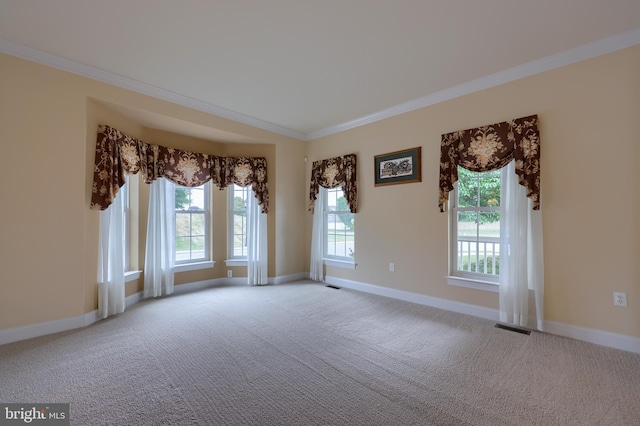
[1, 0, 639, 140]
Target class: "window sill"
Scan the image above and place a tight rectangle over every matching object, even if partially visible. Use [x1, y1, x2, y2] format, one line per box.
[225, 259, 247, 267]
[125, 270, 142, 282]
[446, 276, 498, 293]
[323, 259, 356, 270]
[174, 261, 215, 273]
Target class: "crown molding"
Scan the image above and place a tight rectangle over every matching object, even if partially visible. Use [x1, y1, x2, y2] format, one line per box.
[306, 26, 640, 141]
[2, 26, 639, 143]
[0, 38, 307, 141]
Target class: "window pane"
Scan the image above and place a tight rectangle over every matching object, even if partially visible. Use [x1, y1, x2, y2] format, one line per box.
[175, 187, 189, 210]
[191, 213, 205, 236]
[233, 213, 247, 257]
[228, 184, 250, 259]
[176, 236, 190, 262]
[457, 168, 478, 207]
[324, 187, 355, 260]
[175, 183, 209, 263]
[234, 186, 248, 208]
[457, 212, 477, 238]
[176, 212, 191, 237]
[453, 166, 501, 278]
[478, 213, 500, 239]
[478, 170, 501, 207]
[189, 188, 205, 210]
[191, 236, 205, 259]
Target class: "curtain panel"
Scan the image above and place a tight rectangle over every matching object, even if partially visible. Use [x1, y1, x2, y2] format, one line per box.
[91, 125, 270, 213]
[439, 115, 540, 212]
[308, 154, 358, 213]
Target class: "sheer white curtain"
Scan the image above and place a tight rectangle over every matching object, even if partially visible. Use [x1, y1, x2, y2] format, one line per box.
[310, 187, 326, 281]
[144, 178, 176, 298]
[247, 187, 268, 285]
[499, 161, 544, 330]
[97, 183, 126, 319]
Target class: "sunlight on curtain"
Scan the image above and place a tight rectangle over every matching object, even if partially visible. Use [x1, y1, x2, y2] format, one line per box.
[98, 184, 126, 319]
[247, 187, 268, 285]
[499, 162, 544, 330]
[310, 188, 326, 281]
[144, 178, 175, 298]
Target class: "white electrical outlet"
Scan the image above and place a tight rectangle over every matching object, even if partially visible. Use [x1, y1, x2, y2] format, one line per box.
[389, 263, 395, 272]
[613, 292, 627, 307]
[227, 270, 232, 278]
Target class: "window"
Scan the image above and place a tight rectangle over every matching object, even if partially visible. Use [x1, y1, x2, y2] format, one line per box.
[324, 186, 355, 261]
[450, 166, 503, 283]
[228, 184, 249, 259]
[175, 182, 210, 263]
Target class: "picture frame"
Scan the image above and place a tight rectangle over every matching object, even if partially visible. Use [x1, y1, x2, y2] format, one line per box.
[374, 147, 422, 186]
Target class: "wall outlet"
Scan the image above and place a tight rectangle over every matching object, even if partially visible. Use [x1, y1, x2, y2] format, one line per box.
[613, 292, 627, 307]
[227, 270, 232, 278]
[389, 263, 395, 272]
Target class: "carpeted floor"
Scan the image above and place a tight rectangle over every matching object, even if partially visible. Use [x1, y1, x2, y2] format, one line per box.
[1, 281, 639, 425]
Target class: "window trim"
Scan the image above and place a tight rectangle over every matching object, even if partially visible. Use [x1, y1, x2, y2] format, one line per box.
[446, 275, 498, 293]
[322, 186, 355, 264]
[324, 258, 356, 269]
[174, 261, 215, 273]
[449, 167, 503, 289]
[227, 184, 249, 260]
[175, 181, 211, 265]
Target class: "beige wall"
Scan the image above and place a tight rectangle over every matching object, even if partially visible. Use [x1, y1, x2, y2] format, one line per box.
[0, 53, 306, 329]
[0, 44, 638, 340]
[306, 44, 640, 338]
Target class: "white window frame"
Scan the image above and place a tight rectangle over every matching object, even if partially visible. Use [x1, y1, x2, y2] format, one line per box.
[447, 167, 504, 292]
[323, 186, 355, 266]
[174, 181, 211, 266]
[226, 184, 249, 266]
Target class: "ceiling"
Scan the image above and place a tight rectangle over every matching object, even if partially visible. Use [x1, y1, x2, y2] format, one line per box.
[1, 0, 639, 141]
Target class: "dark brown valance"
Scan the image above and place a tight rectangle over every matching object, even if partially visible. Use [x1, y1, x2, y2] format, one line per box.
[439, 114, 540, 212]
[309, 154, 357, 213]
[91, 125, 269, 213]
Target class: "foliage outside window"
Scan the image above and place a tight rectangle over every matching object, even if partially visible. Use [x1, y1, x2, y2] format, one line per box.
[229, 184, 249, 258]
[175, 183, 210, 263]
[324, 187, 355, 261]
[452, 166, 502, 280]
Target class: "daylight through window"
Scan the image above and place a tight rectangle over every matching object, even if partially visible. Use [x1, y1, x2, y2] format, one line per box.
[451, 166, 502, 281]
[229, 184, 249, 258]
[324, 187, 355, 260]
[175, 183, 210, 263]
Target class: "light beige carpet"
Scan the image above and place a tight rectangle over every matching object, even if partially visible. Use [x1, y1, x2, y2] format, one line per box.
[1, 281, 639, 425]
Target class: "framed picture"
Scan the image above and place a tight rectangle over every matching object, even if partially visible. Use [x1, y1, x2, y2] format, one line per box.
[374, 147, 422, 186]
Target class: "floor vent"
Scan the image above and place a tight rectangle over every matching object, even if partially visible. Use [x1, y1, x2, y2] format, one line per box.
[325, 285, 341, 290]
[495, 323, 531, 335]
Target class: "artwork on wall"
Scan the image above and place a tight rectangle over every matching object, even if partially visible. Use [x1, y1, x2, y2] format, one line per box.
[374, 147, 422, 186]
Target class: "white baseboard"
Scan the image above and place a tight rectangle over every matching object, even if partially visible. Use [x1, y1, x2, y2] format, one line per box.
[271, 272, 308, 285]
[4, 275, 639, 355]
[0, 314, 89, 346]
[325, 275, 640, 355]
[324, 276, 500, 322]
[543, 320, 640, 354]
[0, 274, 300, 346]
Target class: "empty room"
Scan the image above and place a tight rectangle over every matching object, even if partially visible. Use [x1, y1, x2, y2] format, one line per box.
[1, 1, 639, 424]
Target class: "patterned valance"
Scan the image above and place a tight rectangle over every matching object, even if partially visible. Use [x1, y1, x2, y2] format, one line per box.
[309, 154, 357, 213]
[439, 115, 540, 212]
[91, 125, 269, 213]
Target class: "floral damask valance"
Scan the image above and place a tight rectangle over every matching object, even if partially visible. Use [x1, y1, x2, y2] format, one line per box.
[439, 114, 540, 212]
[91, 125, 269, 213]
[309, 154, 357, 213]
